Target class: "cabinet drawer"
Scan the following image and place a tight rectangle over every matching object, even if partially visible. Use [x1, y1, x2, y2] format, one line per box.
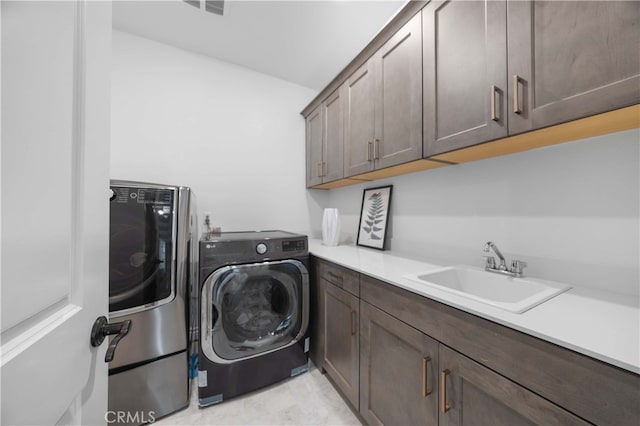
[319, 259, 359, 296]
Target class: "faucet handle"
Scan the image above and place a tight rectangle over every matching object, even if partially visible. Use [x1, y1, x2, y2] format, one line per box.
[510, 260, 527, 276]
[483, 255, 496, 269]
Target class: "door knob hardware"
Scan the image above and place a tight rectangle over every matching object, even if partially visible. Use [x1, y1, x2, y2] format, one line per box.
[90, 316, 132, 363]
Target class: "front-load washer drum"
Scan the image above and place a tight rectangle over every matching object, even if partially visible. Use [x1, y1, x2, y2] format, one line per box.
[201, 260, 309, 363]
[108, 186, 177, 314]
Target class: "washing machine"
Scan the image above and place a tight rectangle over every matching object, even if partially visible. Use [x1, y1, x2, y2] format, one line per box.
[198, 231, 310, 407]
[108, 181, 197, 424]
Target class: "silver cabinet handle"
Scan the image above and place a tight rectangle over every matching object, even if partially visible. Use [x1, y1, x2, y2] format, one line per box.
[513, 75, 522, 114]
[490, 85, 498, 122]
[366, 141, 373, 161]
[317, 162, 323, 178]
[373, 139, 380, 160]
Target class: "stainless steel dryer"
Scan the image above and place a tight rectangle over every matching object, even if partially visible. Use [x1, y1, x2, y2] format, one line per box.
[198, 231, 310, 407]
[108, 181, 196, 424]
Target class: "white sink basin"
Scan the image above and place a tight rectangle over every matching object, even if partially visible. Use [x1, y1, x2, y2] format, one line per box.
[403, 266, 571, 314]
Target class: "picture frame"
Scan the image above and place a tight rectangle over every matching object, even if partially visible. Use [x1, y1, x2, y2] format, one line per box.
[356, 185, 393, 250]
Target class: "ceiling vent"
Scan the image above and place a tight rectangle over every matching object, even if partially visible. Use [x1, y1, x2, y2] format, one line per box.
[183, 0, 225, 16]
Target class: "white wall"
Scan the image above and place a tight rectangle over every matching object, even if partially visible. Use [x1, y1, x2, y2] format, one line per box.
[112, 31, 638, 296]
[111, 30, 327, 235]
[325, 130, 640, 296]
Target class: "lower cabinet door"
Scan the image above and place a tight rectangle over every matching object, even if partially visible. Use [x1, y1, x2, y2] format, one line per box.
[360, 301, 439, 426]
[323, 281, 360, 409]
[438, 345, 588, 426]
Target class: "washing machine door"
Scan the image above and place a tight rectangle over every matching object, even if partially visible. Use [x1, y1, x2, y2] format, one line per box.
[201, 259, 309, 363]
[109, 185, 176, 314]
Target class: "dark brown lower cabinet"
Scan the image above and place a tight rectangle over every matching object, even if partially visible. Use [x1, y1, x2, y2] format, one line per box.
[360, 301, 439, 426]
[311, 256, 640, 426]
[360, 301, 586, 426]
[439, 345, 587, 426]
[323, 281, 359, 409]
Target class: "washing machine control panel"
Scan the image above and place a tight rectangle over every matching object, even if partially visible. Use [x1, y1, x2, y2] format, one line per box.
[200, 232, 308, 265]
[282, 239, 306, 252]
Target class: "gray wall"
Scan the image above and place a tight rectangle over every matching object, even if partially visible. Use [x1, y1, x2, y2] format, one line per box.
[323, 129, 639, 296]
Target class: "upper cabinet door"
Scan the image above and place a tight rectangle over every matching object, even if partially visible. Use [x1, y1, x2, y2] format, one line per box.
[423, 0, 507, 157]
[323, 86, 345, 183]
[508, 0, 640, 135]
[345, 62, 376, 177]
[305, 105, 323, 187]
[374, 12, 423, 169]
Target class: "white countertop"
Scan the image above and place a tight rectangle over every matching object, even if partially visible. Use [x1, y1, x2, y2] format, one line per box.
[309, 240, 640, 375]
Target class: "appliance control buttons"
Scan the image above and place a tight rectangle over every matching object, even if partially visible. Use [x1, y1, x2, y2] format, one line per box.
[256, 243, 267, 255]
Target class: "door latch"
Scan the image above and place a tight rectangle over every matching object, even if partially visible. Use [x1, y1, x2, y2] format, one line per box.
[90, 316, 132, 362]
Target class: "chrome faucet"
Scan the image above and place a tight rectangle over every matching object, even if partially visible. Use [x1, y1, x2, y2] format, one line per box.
[483, 242, 527, 277]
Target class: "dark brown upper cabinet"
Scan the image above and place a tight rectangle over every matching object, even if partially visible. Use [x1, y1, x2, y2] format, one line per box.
[303, 0, 639, 188]
[305, 87, 345, 188]
[305, 105, 323, 187]
[345, 12, 423, 176]
[508, 0, 640, 135]
[424, 0, 640, 157]
[344, 61, 375, 177]
[423, 0, 508, 157]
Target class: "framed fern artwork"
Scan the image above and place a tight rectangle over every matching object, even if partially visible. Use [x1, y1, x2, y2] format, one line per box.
[357, 185, 393, 250]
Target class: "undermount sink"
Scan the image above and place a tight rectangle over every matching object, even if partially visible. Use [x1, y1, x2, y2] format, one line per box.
[403, 266, 571, 314]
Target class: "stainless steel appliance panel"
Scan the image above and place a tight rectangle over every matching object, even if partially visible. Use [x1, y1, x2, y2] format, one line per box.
[108, 181, 195, 420]
[108, 352, 189, 425]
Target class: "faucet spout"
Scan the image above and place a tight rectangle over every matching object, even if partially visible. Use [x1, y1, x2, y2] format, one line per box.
[484, 241, 507, 270]
[482, 242, 527, 277]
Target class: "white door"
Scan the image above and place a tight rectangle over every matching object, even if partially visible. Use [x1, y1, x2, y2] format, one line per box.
[1, 1, 112, 424]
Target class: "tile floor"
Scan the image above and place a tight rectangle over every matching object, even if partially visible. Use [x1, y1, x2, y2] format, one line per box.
[154, 364, 361, 425]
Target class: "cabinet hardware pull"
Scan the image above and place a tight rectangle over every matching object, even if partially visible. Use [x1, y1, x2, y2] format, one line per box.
[422, 356, 432, 397]
[440, 369, 451, 413]
[327, 271, 343, 283]
[374, 139, 380, 160]
[350, 310, 357, 336]
[513, 75, 522, 114]
[317, 162, 323, 178]
[490, 85, 498, 122]
[366, 141, 373, 161]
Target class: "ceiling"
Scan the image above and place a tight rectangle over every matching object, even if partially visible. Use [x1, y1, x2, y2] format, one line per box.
[112, 0, 407, 91]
